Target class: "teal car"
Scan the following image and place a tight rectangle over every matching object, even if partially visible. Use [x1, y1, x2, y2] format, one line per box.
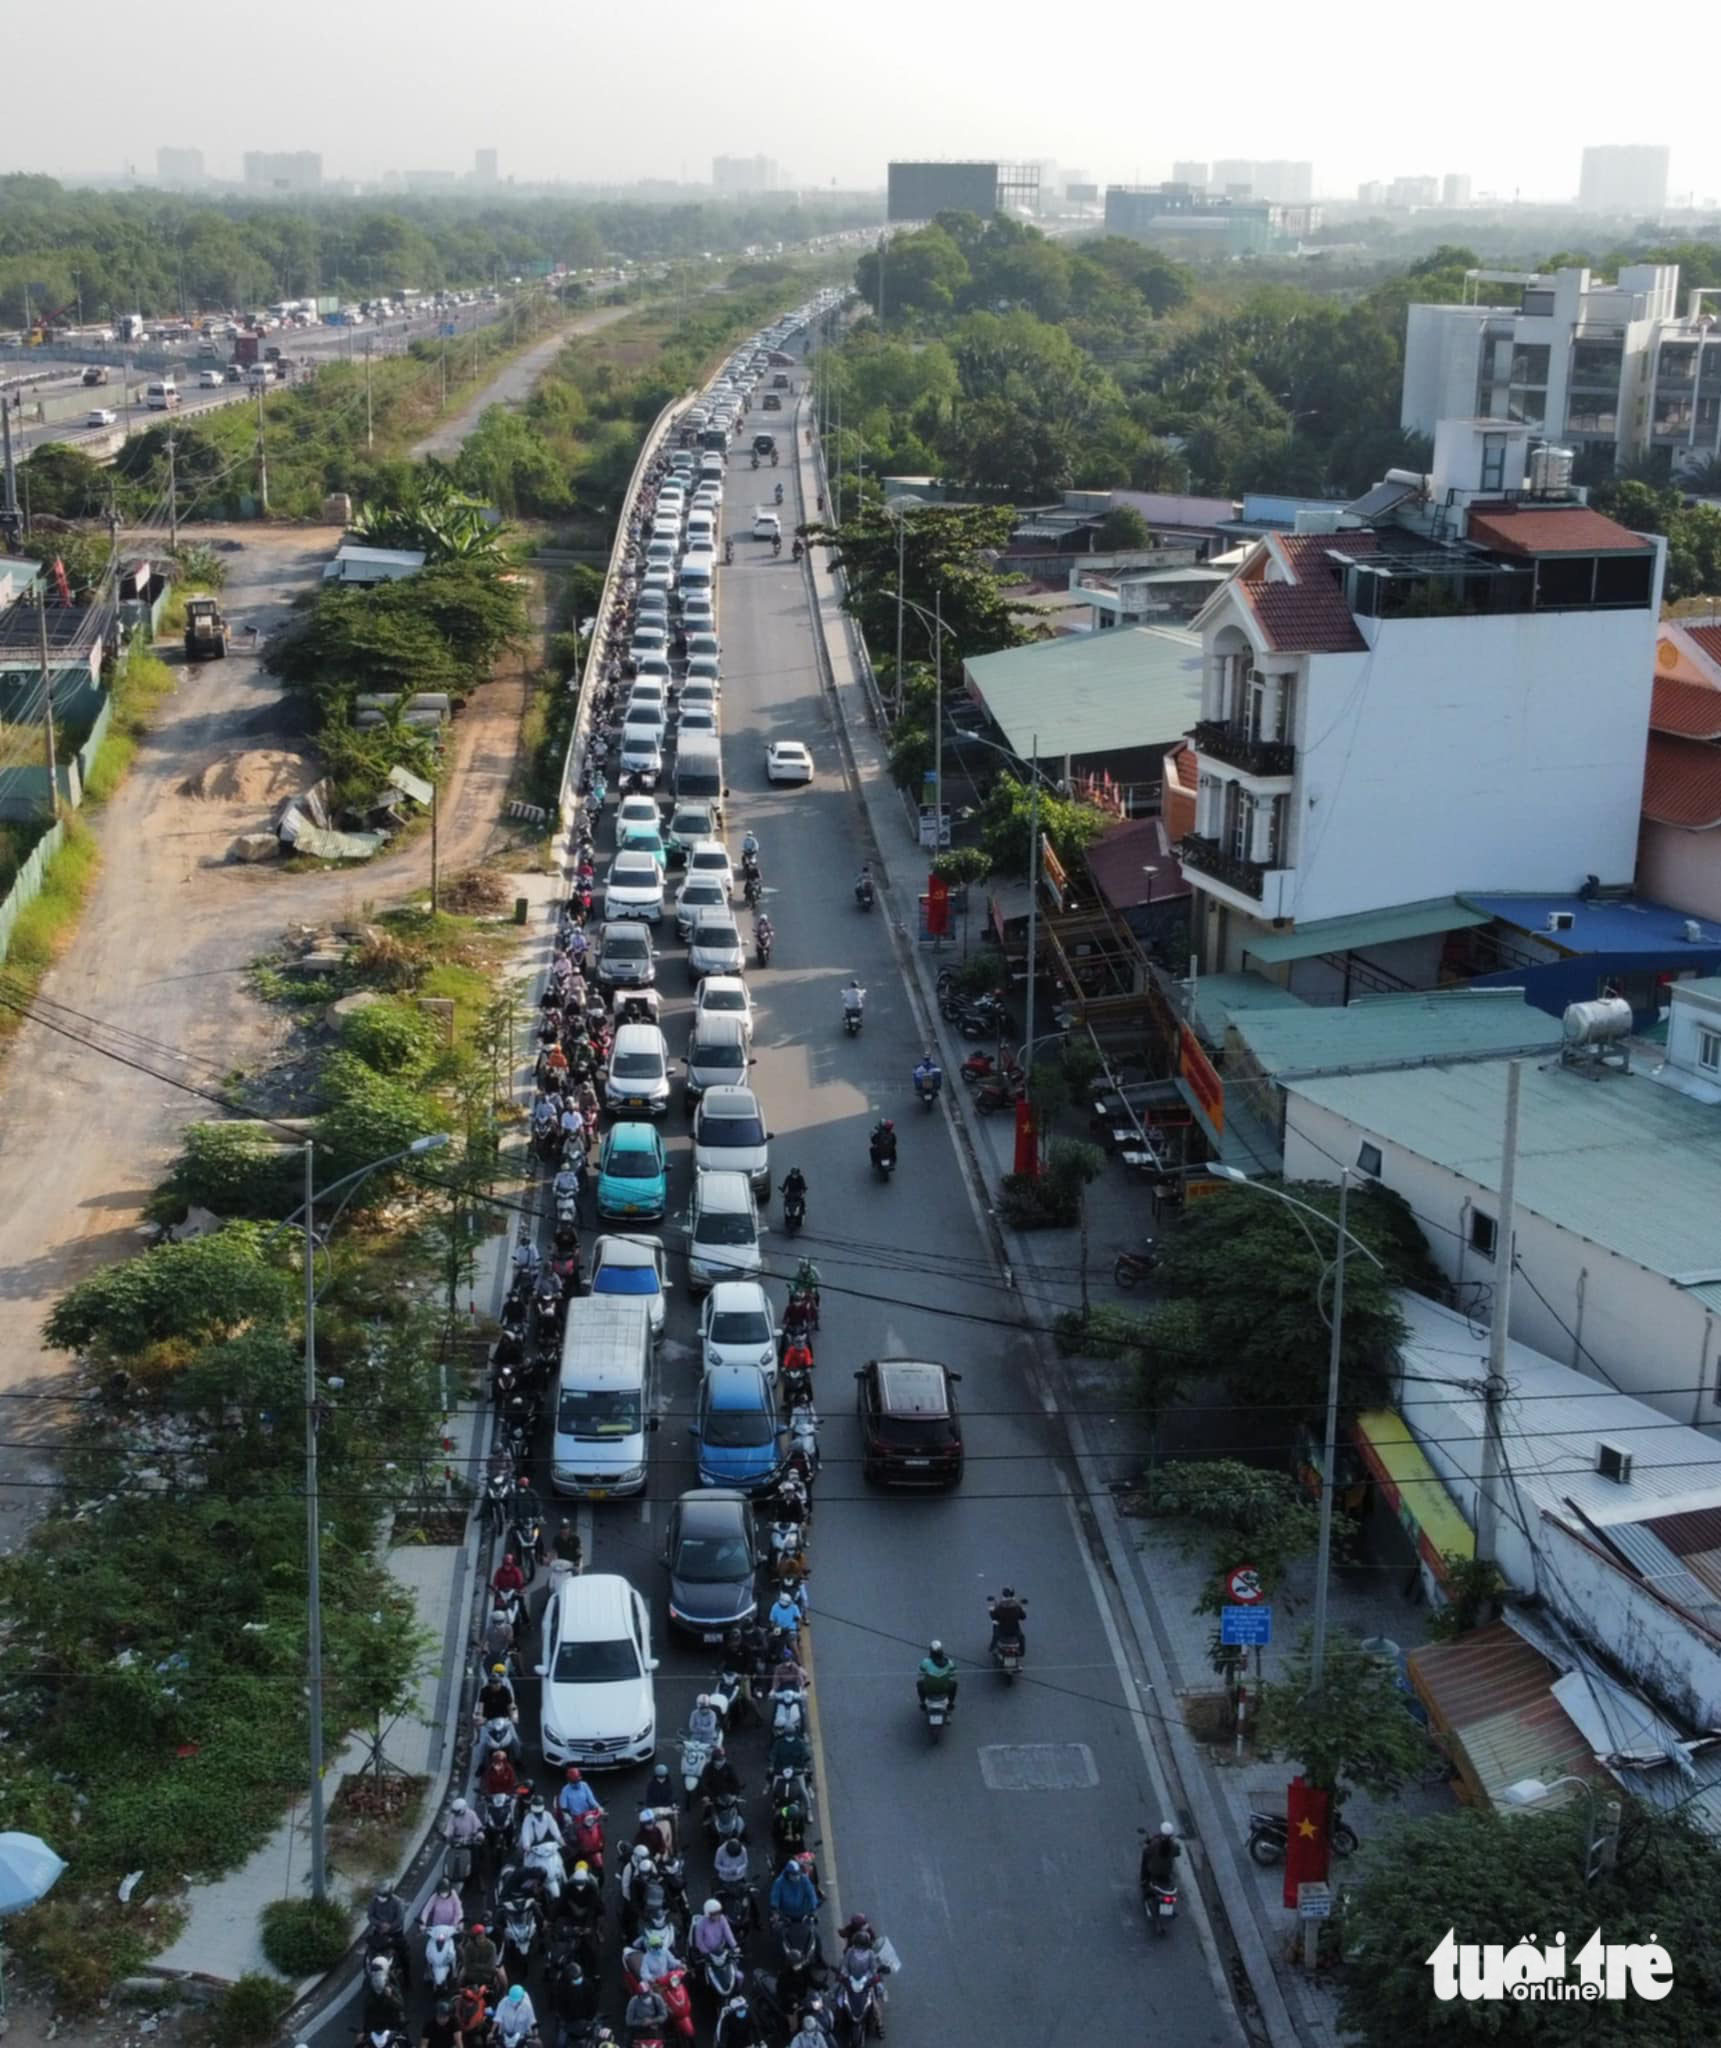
[597, 1121, 668, 1222]
[617, 823, 669, 869]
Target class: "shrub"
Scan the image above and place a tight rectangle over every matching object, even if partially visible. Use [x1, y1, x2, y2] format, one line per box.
[342, 997, 439, 1077]
[214, 1972, 294, 2045]
[43, 1223, 294, 1357]
[260, 1896, 353, 1977]
[160, 1122, 298, 1219]
[998, 1170, 1077, 1230]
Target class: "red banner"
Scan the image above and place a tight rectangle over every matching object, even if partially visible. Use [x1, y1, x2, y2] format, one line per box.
[1283, 1774, 1331, 1907]
[926, 872, 950, 937]
[51, 555, 73, 607]
[1013, 1097, 1038, 1177]
[1179, 1026, 1225, 1137]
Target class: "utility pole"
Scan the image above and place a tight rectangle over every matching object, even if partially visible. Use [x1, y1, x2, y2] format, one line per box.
[1309, 1169, 1351, 1691]
[1477, 1059, 1523, 1564]
[834, 387, 842, 525]
[430, 776, 440, 914]
[302, 1140, 327, 1902]
[1025, 734, 1041, 1097]
[0, 396, 20, 551]
[167, 429, 178, 547]
[441, 343, 448, 412]
[255, 385, 269, 517]
[37, 595, 58, 821]
[895, 511, 905, 707]
[364, 338, 374, 452]
[877, 232, 887, 330]
[933, 586, 943, 847]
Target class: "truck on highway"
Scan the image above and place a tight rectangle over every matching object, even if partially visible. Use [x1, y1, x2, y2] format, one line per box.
[81, 366, 110, 387]
[117, 313, 147, 343]
[232, 334, 262, 369]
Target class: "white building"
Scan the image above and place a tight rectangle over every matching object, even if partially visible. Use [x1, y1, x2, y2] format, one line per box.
[1179, 418, 1663, 992]
[1441, 173, 1471, 207]
[1281, 979, 1721, 1427]
[1579, 144, 1670, 216]
[243, 150, 322, 193]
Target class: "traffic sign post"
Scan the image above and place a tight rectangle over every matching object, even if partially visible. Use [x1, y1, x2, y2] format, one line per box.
[1298, 1881, 1332, 1970]
[1220, 1605, 1272, 1647]
[1226, 1563, 1265, 1605]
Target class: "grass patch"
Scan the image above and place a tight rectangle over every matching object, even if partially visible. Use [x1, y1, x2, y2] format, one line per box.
[9, 1893, 188, 2015]
[84, 646, 176, 805]
[0, 817, 100, 1040]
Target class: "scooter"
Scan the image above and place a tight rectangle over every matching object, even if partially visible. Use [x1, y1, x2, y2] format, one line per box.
[699, 1945, 745, 2007]
[755, 925, 774, 967]
[974, 1072, 1025, 1115]
[1114, 1240, 1158, 1289]
[624, 1956, 694, 2041]
[424, 1921, 459, 1991]
[843, 1005, 863, 1038]
[992, 1632, 1025, 1683]
[1247, 1809, 1360, 1865]
[681, 1731, 713, 1799]
[920, 1689, 952, 1742]
[525, 1836, 567, 1903]
[854, 875, 875, 911]
[915, 1070, 942, 1112]
[568, 1803, 605, 1876]
[1143, 1876, 1179, 1937]
[869, 1137, 896, 1181]
[834, 1958, 885, 2041]
[782, 1191, 805, 1234]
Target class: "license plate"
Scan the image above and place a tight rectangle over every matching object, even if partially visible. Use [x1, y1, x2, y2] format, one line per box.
[902, 1458, 931, 1468]
[626, 1098, 646, 1108]
[701, 1630, 723, 1644]
[586, 1488, 609, 1501]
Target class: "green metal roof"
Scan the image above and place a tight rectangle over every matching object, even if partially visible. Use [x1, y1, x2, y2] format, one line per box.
[1287, 1054, 1721, 1288]
[1242, 897, 1490, 965]
[1189, 970, 1305, 1046]
[1236, 990, 1562, 1081]
[962, 625, 1201, 760]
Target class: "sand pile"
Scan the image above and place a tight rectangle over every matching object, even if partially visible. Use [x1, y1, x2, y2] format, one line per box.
[181, 749, 314, 804]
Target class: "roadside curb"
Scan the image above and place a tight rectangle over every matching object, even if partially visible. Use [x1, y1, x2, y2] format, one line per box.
[790, 392, 1301, 2048]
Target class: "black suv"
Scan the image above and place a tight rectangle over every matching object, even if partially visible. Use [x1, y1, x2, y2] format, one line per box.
[856, 1359, 963, 1488]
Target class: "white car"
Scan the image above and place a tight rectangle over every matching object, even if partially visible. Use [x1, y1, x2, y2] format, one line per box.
[675, 873, 730, 940]
[685, 838, 734, 897]
[752, 512, 781, 543]
[688, 909, 746, 981]
[685, 1169, 764, 1295]
[604, 850, 666, 923]
[616, 794, 663, 839]
[766, 742, 814, 785]
[685, 654, 722, 690]
[85, 407, 118, 427]
[695, 975, 754, 1041]
[589, 1232, 669, 1343]
[197, 368, 225, 388]
[700, 1279, 778, 1376]
[685, 631, 722, 664]
[535, 1573, 658, 1768]
[677, 705, 719, 739]
[618, 732, 663, 788]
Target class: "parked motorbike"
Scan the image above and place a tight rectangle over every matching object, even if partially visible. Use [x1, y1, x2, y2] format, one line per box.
[974, 1072, 1025, 1115]
[1114, 1240, 1158, 1289]
[1247, 1808, 1360, 1866]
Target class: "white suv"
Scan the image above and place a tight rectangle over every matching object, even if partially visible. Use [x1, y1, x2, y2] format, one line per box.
[535, 1573, 658, 1768]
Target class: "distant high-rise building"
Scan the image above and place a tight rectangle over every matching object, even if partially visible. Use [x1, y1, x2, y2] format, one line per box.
[243, 150, 322, 194]
[1579, 144, 1670, 216]
[886, 161, 1039, 221]
[1388, 175, 1439, 207]
[1202, 159, 1312, 204]
[1172, 160, 1210, 192]
[1252, 160, 1313, 204]
[155, 146, 204, 186]
[1357, 180, 1387, 208]
[1211, 158, 1253, 195]
[1442, 172, 1472, 207]
[713, 155, 777, 193]
[474, 148, 499, 183]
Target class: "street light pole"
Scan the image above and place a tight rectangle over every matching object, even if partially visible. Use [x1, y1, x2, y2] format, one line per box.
[895, 513, 905, 706]
[1025, 733, 1040, 1092]
[1309, 1168, 1349, 1690]
[933, 588, 943, 847]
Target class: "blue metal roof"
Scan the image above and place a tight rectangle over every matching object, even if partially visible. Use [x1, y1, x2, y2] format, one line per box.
[1461, 893, 1721, 957]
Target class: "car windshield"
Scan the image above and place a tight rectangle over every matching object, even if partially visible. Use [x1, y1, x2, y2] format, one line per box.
[702, 989, 746, 1014]
[674, 1531, 754, 1579]
[604, 1147, 659, 1179]
[558, 1388, 643, 1439]
[693, 1042, 745, 1074]
[550, 1635, 641, 1683]
[682, 884, 723, 907]
[595, 1263, 659, 1295]
[606, 933, 648, 958]
[701, 1115, 764, 1148]
[710, 1309, 771, 1345]
[696, 1213, 755, 1247]
[696, 927, 740, 951]
[613, 860, 656, 885]
[703, 1407, 775, 1448]
[692, 851, 727, 872]
[612, 1052, 663, 1080]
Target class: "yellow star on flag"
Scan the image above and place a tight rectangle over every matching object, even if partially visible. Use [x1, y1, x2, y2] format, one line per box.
[1295, 1817, 1320, 1839]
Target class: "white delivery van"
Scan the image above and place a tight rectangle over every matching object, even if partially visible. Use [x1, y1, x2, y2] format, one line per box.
[552, 1297, 656, 1498]
[145, 380, 181, 410]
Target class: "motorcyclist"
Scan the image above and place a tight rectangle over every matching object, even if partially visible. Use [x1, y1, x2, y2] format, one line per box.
[443, 1797, 483, 1877]
[511, 1475, 546, 1561]
[988, 1586, 1029, 1653]
[633, 1808, 671, 1861]
[479, 1747, 520, 1802]
[420, 1997, 462, 2048]
[853, 863, 873, 905]
[916, 1639, 958, 1710]
[779, 1165, 807, 1210]
[519, 1795, 564, 1855]
[494, 1983, 536, 2048]
[868, 1117, 897, 1166]
[491, 1551, 527, 1609]
[701, 1740, 744, 1803]
[774, 483, 784, 505]
[769, 1854, 821, 1930]
[780, 1333, 814, 1380]
[511, 1229, 541, 1278]
[841, 979, 866, 1021]
[913, 1050, 943, 1099]
[768, 1585, 805, 1636]
[1141, 1820, 1182, 1892]
[741, 830, 760, 862]
[476, 1664, 518, 1725]
[421, 1878, 465, 1932]
[688, 1694, 722, 1747]
[565, 1859, 605, 1933]
[476, 1713, 523, 1772]
[368, 1884, 411, 1982]
[691, 1898, 740, 1961]
[713, 1832, 751, 1892]
[714, 1993, 760, 2048]
[557, 1765, 603, 1827]
[632, 1928, 682, 1986]
[792, 538, 804, 563]
[623, 1977, 670, 2041]
[360, 1959, 407, 2038]
[753, 911, 775, 958]
[724, 536, 734, 564]
[460, 1924, 502, 1994]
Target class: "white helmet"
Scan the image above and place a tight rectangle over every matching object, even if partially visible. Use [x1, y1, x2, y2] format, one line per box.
[451, 1797, 467, 1814]
[1160, 1820, 1176, 1837]
[703, 1898, 722, 1916]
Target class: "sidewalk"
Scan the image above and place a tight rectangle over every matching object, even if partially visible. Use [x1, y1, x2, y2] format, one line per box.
[155, 871, 564, 1983]
[790, 400, 1389, 2048]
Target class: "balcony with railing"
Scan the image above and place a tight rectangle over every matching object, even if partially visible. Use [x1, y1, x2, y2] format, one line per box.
[1190, 718, 1295, 778]
[1179, 831, 1266, 899]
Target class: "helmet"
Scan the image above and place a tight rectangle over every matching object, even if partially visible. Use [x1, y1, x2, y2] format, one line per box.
[506, 1985, 526, 2006]
[640, 1807, 655, 1824]
[1160, 1820, 1177, 1837]
[374, 1883, 394, 1901]
[646, 1929, 668, 1952]
[632, 1845, 652, 1867]
[572, 1861, 592, 1880]
[1001, 1585, 1015, 1599]
[451, 1797, 467, 1814]
[565, 1766, 582, 1783]
[928, 1638, 943, 1657]
[471, 1923, 486, 1937]
[697, 1693, 710, 1710]
[490, 1662, 507, 1678]
[433, 2005, 452, 2024]
[530, 1795, 546, 1814]
[729, 2002, 748, 2020]
[797, 1850, 815, 1869]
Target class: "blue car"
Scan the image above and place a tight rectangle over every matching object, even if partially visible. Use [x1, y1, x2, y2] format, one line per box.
[596, 1121, 668, 1222]
[692, 1364, 784, 1492]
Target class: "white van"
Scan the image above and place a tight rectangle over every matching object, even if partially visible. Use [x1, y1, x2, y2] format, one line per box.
[686, 511, 716, 549]
[552, 1297, 656, 1497]
[686, 1169, 763, 1294]
[673, 733, 724, 806]
[145, 380, 181, 411]
[679, 555, 715, 599]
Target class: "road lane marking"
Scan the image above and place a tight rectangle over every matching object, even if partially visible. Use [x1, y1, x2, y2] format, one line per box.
[801, 1623, 844, 1932]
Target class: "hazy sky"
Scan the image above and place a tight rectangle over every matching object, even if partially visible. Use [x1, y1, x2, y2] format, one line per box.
[10, 0, 1721, 203]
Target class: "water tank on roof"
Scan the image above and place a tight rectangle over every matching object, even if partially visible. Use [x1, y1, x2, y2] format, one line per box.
[1562, 996, 1632, 1045]
[1530, 445, 1575, 496]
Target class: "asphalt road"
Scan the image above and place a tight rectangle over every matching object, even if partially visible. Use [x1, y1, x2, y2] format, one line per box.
[331, 372, 1238, 2045]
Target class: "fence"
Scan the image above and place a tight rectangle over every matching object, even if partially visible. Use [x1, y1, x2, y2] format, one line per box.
[0, 818, 67, 965]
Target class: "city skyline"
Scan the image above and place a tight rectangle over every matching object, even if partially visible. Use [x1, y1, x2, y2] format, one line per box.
[4, 0, 1719, 204]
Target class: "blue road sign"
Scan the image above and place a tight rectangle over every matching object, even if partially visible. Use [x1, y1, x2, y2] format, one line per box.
[1221, 1604, 1273, 1647]
[441, 322, 458, 337]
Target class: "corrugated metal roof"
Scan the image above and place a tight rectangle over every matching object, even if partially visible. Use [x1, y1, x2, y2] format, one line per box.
[1235, 989, 1561, 1081]
[1410, 1622, 1598, 1808]
[1242, 897, 1490, 964]
[1288, 1053, 1721, 1289]
[1593, 1518, 1721, 1636]
[962, 625, 1202, 761]
[1189, 970, 1306, 1046]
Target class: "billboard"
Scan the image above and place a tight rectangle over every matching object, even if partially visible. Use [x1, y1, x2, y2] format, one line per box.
[887, 161, 1000, 222]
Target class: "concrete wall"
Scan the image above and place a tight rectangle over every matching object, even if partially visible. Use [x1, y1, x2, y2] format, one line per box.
[1638, 820, 1721, 925]
[1283, 1092, 1721, 1429]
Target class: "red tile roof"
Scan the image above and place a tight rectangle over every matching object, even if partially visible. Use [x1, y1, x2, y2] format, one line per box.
[1689, 624, 1721, 668]
[1642, 734, 1721, 829]
[1466, 505, 1650, 555]
[1086, 816, 1190, 910]
[1651, 675, 1721, 740]
[1235, 532, 1378, 654]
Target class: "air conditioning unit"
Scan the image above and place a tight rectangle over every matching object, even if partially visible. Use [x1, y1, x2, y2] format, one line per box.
[1595, 1441, 1634, 1485]
[1547, 911, 1576, 933]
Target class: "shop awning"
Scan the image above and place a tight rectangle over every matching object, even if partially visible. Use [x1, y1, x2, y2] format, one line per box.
[1242, 897, 1488, 966]
[1352, 1407, 1474, 1581]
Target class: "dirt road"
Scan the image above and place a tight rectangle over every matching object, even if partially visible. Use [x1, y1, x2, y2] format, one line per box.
[410, 302, 633, 460]
[0, 525, 536, 1533]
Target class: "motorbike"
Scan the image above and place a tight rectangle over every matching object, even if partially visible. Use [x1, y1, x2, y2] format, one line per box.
[628, 1958, 694, 2041]
[779, 1363, 814, 1413]
[960, 1049, 1001, 1085]
[869, 1136, 896, 1182]
[482, 1788, 521, 1862]
[724, 538, 734, 564]
[568, 1803, 605, 1875]
[914, 1070, 942, 1112]
[950, 993, 1012, 1040]
[501, 1893, 540, 1975]
[854, 875, 875, 911]
[776, 1913, 819, 1981]
[843, 1005, 863, 1038]
[974, 1072, 1025, 1115]
[920, 1689, 954, 1742]
[680, 1730, 713, 1799]
[1143, 1875, 1179, 1937]
[525, 1837, 567, 1902]
[992, 1631, 1024, 1682]
[771, 535, 782, 557]
[755, 926, 774, 967]
[1114, 1240, 1158, 1289]
[424, 1921, 459, 1991]
[698, 1944, 745, 2007]
[782, 1191, 805, 1234]
[743, 872, 764, 909]
[834, 1959, 884, 2042]
[1248, 1808, 1359, 1864]
[774, 484, 784, 505]
[705, 1791, 748, 1848]
[510, 1516, 542, 1582]
[770, 1689, 806, 1740]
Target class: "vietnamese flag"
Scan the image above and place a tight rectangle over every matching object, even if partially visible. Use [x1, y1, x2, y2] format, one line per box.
[1013, 1096, 1038, 1177]
[927, 871, 950, 937]
[52, 555, 73, 606]
[1283, 1774, 1331, 1907]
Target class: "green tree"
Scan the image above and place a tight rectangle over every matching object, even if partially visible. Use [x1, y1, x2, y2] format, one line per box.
[17, 443, 111, 519]
[856, 225, 971, 319]
[971, 772, 1109, 877]
[804, 501, 1029, 665]
[42, 1225, 294, 1358]
[1094, 504, 1151, 550]
[1339, 1807, 1721, 2045]
[1148, 1459, 1331, 1611]
[1254, 1628, 1433, 1800]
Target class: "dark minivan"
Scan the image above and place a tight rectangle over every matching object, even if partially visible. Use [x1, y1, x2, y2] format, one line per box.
[856, 1358, 963, 1488]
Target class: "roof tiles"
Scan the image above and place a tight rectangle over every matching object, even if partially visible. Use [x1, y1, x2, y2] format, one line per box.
[1466, 505, 1649, 556]
[1236, 533, 1379, 654]
[1689, 624, 1721, 668]
[1642, 733, 1721, 829]
[1651, 674, 1721, 740]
